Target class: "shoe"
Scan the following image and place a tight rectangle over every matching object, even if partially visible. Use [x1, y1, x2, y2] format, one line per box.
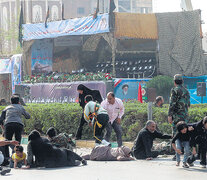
[1, 159, 10, 166]
[176, 162, 180, 166]
[74, 160, 81, 166]
[182, 163, 189, 168]
[172, 155, 176, 161]
[101, 139, 111, 146]
[82, 159, 87, 166]
[0, 168, 11, 176]
[200, 164, 206, 168]
[188, 163, 194, 167]
[95, 143, 101, 146]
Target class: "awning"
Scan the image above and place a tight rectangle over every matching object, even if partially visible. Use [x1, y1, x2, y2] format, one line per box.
[115, 12, 158, 39]
[23, 13, 109, 41]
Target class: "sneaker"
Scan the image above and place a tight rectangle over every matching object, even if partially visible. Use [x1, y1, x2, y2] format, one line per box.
[101, 139, 111, 146]
[0, 168, 11, 176]
[200, 164, 206, 168]
[82, 159, 87, 166]
[176, 162, 180, 166]
[188, 163, 194, 167]
[182, 163, 189, 168]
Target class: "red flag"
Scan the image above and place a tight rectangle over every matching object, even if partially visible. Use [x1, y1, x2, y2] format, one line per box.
[138, 83, 143, 103]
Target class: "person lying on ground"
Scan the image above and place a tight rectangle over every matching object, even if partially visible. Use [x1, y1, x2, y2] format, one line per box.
[171, 121, 196, 168]
[26, 130, 87, 168]
[46, 127, 75, 151]
[82, 145, 134, 161]
[132, 120, 172, 160]
[10, 145, 27, 169]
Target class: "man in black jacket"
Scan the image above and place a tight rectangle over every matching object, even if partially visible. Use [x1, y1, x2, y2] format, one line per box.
[132, 120, 172, 160]
[189, 117, 207, 168]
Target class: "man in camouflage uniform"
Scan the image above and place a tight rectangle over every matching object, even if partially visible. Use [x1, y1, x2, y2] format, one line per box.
[168, 74, 190, 134]
[46, 127, 76, 151]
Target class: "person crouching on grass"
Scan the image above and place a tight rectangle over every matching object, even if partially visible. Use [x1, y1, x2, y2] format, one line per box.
[171, 121, 196, 168]
[10, 145, 27, 169]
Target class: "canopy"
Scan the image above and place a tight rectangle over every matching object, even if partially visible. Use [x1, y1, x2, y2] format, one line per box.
[23, 14, 109, 41]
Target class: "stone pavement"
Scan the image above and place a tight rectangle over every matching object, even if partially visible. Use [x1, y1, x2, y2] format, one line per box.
[2, 148, 207, 180]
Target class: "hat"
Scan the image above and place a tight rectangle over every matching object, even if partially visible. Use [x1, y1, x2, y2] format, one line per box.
[174, 74, 183, 81]
[121, 146, 131, 155]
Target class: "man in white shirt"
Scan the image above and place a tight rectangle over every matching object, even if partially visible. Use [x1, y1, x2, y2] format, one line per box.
[101, 92, 124, 147]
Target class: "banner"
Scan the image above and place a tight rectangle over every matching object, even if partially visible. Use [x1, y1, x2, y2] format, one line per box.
[0, 59, 12, 74]
[31, 39, 53, 75]
[11, 54, 22, 93]
[15, 81, 106, 103]
[23, 13, 109, 41]
[114, 79, 150, 101]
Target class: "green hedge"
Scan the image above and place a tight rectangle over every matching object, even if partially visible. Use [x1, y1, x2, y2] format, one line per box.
[0, 102, 207, 141]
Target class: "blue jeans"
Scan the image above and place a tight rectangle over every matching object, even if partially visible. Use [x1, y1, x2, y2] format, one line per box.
[176, 140, 190, 163]
[9, 159, 24, 168]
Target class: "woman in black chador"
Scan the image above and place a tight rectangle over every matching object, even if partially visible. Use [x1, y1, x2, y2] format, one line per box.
[75, 84, 103, 140]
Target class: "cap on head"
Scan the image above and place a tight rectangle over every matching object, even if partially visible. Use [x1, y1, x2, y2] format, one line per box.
[174, 74, 183, 81]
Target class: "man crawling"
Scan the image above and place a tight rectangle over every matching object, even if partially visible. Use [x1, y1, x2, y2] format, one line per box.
[82, 145, 134, 161]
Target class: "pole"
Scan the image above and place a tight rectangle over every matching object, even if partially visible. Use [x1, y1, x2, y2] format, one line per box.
[148, 102, 153, 120]
[201, 96, 203, 104]
[111, 37, 116, 78]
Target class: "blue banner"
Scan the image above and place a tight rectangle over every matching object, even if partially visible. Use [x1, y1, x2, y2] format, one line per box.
[11, 54, 22, 93]
[31, 39, 53, 75]
[183, 76, 207, 104]
[0, 59, 12, 74]
[23, 14, 109, 41]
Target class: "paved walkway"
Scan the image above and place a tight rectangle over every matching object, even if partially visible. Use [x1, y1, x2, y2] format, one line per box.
[2, 148, 207, 180]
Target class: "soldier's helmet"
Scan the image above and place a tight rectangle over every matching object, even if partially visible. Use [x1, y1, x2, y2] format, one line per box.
[174, 74, 183, 81]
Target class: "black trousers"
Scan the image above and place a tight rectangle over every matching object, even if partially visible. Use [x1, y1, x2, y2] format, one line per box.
[93, 114, 109, 143]
[4, 122, 23, 158]
[76, 114, 87, 139]
[133, 150, 159, 160]
[66, 149, 83, 166]
[194, 137, 207, 165]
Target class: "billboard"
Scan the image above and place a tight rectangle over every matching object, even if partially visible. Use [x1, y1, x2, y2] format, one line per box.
[114, 79, 150, 101]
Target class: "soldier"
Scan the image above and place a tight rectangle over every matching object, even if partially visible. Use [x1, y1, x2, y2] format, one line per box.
[168, 74, 190, 161]
[168, 74, 190, 134]
[46, 127, 76, 151]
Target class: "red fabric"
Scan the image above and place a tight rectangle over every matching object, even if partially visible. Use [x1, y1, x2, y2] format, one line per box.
[138, 83, 143, 103]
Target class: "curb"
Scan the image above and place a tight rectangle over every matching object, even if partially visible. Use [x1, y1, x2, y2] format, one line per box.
[76, 140, 134, 148]
[0, 136, 133, 149]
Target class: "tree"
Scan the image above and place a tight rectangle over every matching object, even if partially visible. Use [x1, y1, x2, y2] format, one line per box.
[146, 75, 174, 103]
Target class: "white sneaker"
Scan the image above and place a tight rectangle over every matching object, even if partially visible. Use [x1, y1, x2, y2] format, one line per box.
[101, 139, 111, 146]
[200, 164, 206, 168]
